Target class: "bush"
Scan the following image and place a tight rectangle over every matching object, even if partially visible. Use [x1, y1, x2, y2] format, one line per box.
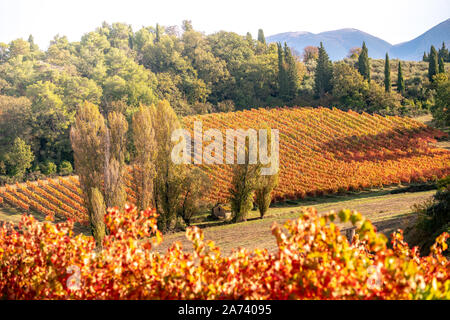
[40, 161, 57, 175]
[0, 205, 448, 299]
[58, 161, 73, 176]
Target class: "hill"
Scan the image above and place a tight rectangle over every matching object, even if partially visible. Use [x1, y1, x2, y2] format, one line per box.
[267, 29, 392, 60]
[267, 18, 450, 61]
[390, 18, 450, 61]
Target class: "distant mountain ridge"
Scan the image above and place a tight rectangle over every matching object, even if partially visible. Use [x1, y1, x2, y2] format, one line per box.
[267, 18, 450, 61]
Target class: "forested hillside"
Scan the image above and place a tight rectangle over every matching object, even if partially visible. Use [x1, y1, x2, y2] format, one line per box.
[0, 21, 448, 184]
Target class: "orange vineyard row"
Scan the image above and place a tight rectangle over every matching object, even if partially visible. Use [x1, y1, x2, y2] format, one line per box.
[0, 107, 449, 223]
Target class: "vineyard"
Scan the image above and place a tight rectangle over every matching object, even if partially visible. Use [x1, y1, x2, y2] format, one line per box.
[0, 107, 449, 224]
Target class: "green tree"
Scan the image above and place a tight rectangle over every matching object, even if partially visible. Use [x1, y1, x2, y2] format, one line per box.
[430, 73, 450, 126]
[358, 42, 370, 82]
[314, 42, 333, 97]
[284, 43, 300, 100]
[397, 61, 405, 94]
[257, 29, 266, 44]
[5, 137, 34, 178]
[384, 53, 391, 92]
[428, 45, 439, 81]
[438, 57, 445, 74]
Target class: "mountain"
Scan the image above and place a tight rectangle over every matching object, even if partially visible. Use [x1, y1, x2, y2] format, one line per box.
[266, 18, 450, 61]
[267, 29, 392, 61]
[389, 18, 450, 61]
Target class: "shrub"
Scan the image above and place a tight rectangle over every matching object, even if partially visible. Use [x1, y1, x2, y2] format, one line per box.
[40, 161, 57, 175]
[58, 161, 73, 176]
[0, 205, 448, 299]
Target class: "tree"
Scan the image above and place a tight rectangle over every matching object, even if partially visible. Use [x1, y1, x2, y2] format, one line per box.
[70, 102, 106, 247]
[283, 43, 300, 100]
[397, 61, 405, 94]
[153, 100, 186, 232]
[90, 187, 106, 249]
[5, 137, 34, 178]
[277, 42, 288, 100]
[438, 57, 445, 74]
[358, 42, 370, 82]
[178, 168, 210, 226]
[438, 42, 449, 62]
[428, 45, 439, 81]
[229, 138, 262, 223]
[430, 73, 450, 126]
[131, 105, 157, 212]
[104, 111, 128, 209]
[257, 29, 266, 44]
[384, 53, 391, 93]
[255, 128, 279, 219]
[303, 46, 319, 62]
[423, 51, 428, 62]
[314, 42, 333, 97]
[348, 47, 362, 59]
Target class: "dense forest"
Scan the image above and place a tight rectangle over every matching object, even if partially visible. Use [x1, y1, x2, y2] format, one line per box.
[0, 21, 448, 183]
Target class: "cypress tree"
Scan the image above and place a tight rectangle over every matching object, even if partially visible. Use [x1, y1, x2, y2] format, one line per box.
[384, 53, 391, 92]
[257, 29, 266, 44]
[438, 57, 445, 74]
[438, 42, 449, 62]
[358, 42, 370, 82]
[284, 43, 299, 100]
[428, 45, 438, 81]
[314, 42, 333, 97]
[277, 42, 288, 100]
[397, 61, 404, 94]
[155, 23, 161, 43]
[423, 52, 428, 62]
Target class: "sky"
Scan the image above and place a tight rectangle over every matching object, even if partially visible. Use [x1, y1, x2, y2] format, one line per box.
[0, 0, 449, 48]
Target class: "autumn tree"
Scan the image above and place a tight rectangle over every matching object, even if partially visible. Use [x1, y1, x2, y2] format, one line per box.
[229, 137, 262, 223]
[70, 102, 106, 246]
[131, 105, 157, 212]
[255, 128, 279, 219]
[104, 111, 128, 209]
[178, 167, 211, 226]
[302, 46, 319, 62]
[153, 100, 186, 232]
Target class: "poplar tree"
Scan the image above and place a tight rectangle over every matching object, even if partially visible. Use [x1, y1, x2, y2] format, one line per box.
[153, 100, 186, 232]
[397, 61, 405, 94]
[314, 42, 333, 97]
[384, 53, 391, 92]
[132, 105, 157, 212]
[104, 111, 128, 209]
[70, 102, 107, 247]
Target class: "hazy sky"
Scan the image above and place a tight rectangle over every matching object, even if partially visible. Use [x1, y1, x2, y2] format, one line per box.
[0, 0, 449, 48]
